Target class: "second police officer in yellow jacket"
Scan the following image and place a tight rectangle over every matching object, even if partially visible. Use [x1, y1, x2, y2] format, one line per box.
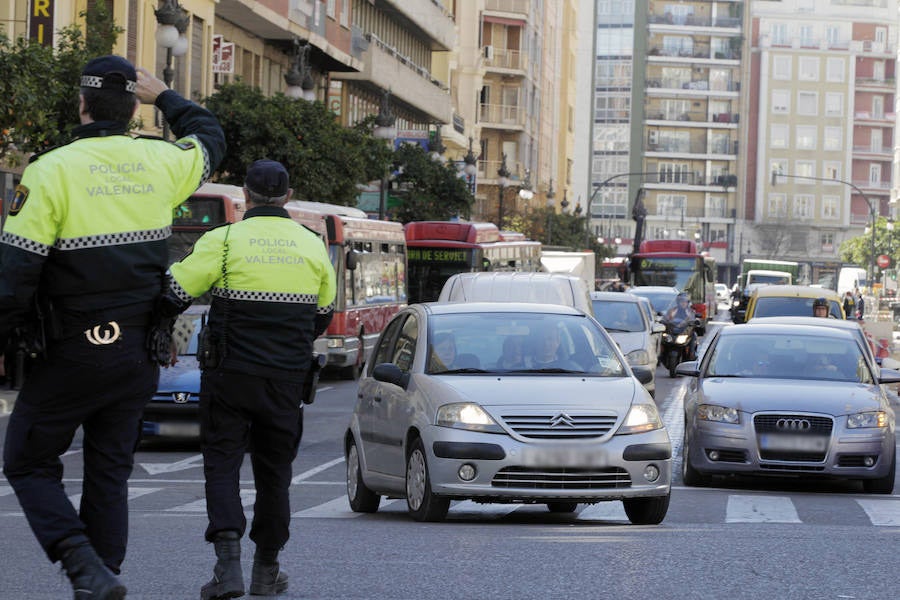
[157, 159, 336, 599]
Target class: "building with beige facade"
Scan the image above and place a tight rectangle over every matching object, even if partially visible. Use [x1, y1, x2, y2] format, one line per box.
[749, 0, 897, 286]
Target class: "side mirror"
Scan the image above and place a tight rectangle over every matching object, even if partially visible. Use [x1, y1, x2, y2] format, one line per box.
[675, 361, 700, 377]
[877, 367, 900, 385]
[372, 363, 410, 389]
[631, 365, 654, 385]
[652, 322, 666, 333]
[346, 249, 358, 271]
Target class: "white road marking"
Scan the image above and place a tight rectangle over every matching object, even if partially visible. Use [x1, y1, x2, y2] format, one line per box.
[292, 496, 400, 518]
[291, 457, 344, 485]
[576, 501, 629, 522]
[448, 500, 521, 518]
[726, 495, 801, 523]
[68, 486, 163, 509]
[856, 499, 900, 526]
[166, 489, 256, 512]
[139, 454, 205, 475]
[0, 485, 15, 497]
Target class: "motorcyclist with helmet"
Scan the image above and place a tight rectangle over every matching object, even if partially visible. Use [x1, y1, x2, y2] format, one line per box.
[662, 292, 698, 376]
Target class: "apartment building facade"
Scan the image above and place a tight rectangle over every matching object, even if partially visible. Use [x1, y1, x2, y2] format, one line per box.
[749, 0, 897, 286]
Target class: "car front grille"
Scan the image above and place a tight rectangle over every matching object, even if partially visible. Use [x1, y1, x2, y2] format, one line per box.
[501, 413, 618, 439]
[753, 413, 833, 462]
[491, 467, 631, 489]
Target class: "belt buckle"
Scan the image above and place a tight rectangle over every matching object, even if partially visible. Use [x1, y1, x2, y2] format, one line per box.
[84, 321, 122, 345]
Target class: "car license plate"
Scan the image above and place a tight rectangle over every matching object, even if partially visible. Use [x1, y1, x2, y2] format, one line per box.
[158, 422, 200, 437]
[758, 434, 828, 453]
[519, 445, 606, 468]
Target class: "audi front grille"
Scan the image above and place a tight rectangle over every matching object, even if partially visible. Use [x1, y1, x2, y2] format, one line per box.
[753, 413, 833, 462]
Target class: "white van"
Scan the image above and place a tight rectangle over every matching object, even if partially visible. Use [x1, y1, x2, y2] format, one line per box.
[837, 267, 867, 296]
[437, 272, 593, 315]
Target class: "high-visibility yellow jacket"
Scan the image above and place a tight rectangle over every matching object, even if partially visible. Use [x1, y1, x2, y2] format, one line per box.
[0, 90, 225, 338]
[168, 204, 336, 379]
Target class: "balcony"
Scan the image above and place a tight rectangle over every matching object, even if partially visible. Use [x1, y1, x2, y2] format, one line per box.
[646, 140, 738, 157]
[648, 45, 741, 61]
[851, 180, 892, 192]
[478, 158, 526, 184]
[381, 0, 456, 51]
[483, 46, 527, 73]
[484, 0, 530, 15]
[479, 103, 527, 130]
[852, 146, 893, 157]
[333, 34, 452, 123]
[646, 78, 740, 94]
[645, 110, 739, 126]
[648, 14, 742, 29]
[854, 111, 896, 123]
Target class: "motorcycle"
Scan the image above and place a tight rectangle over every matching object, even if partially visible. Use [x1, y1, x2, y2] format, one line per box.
[661, 316, 699, 378]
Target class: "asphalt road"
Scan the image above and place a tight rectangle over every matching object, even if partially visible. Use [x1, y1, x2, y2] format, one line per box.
[1, 311, 899, 599]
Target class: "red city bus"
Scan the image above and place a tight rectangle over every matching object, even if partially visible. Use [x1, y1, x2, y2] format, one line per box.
[404, 221, 542, 303]
[629, 239, 717, 332]
[298, 203, 408, 379]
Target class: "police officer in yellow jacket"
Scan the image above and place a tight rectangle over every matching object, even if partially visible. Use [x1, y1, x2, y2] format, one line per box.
[159, 159, 336, 599]
[0, 56, 225, 599]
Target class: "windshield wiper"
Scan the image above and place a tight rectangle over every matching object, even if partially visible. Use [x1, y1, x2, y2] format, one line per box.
[708, 374, 747, 378]
[439, 368, 490, 374]
[602, 327, 631, 332]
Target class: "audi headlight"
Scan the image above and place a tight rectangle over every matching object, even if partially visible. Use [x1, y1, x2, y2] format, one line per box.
[697, 404, 740, 424]
[675, 334, 690, 344]
[436, 403, 504, 433]
[617, 403, 663, 434]
[625, 349, 651, 366]
[847, 411, 887, 429]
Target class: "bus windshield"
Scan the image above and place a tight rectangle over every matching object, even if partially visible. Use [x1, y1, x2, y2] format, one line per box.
[631, 257, 699, 289]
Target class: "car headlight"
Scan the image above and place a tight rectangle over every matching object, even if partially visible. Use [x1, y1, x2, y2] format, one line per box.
[697, 404, 740, 424]
[625, 349, 651, 366]
[436, 403, 504, 433]
[847, 411, 887, 429]
[662, 333, 673, 343]
[675, 334, 690, 344]
[617, 402, 663, 434]
[326, 337, 343, 348]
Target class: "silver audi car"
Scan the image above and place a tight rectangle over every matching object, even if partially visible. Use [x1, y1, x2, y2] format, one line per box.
[677, 322, 899, 493]
[345, 302, 672, 524]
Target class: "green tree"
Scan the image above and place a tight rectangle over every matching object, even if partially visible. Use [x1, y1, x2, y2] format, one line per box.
[839, 216, 899, 279]
[0, 4, 121, 165]
[204, 82, 389, 204]
[388, 143, 473, 223]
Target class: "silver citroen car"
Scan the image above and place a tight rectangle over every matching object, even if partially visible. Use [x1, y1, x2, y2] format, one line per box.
[677, 322, 899, 493]
[345, 302, 672, 524]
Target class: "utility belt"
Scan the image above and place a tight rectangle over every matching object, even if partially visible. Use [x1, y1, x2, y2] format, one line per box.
[18, 298, 173, 364]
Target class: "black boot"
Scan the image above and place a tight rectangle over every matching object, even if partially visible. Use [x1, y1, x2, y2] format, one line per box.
[249, 548, 288, 596]
[56, 535, 127, 600]
[200, 531, 245, 600]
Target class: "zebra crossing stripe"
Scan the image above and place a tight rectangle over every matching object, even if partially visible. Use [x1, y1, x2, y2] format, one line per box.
[0, 485, 14, 498]
[856, 499, 900, 526]
[448, 500, 521, 518]
[292, 496, 399, 518]
[576, 501, 629, 522]
[726, 495, 801, 523]
[67, 487, 164, 508]
[166, 489, 256, 513]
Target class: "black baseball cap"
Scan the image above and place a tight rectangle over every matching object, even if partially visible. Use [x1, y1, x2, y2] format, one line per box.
[245, 159, 290, 197]
[81, 55, 138, 93]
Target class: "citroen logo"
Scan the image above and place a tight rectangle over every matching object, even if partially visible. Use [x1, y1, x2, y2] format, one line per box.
[84, 321, 121, 345]
[776, 418, 811, 431]
[549, 413, 576, 428]
[172, 392, 189, 404]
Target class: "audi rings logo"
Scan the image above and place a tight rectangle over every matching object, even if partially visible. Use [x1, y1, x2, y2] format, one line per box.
[776, 418, 811, 431]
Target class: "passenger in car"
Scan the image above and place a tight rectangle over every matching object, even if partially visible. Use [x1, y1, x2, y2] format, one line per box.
[496, 336, 526, 370]
[526, 325, 581, 370]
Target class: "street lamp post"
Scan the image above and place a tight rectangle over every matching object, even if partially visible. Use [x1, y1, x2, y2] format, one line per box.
[546, 179, 555, 245]
[373, 90, 397, 220]
[772, 170, 878, 285]
[154, 0, 188, 140]
[497, 154, 510, 228]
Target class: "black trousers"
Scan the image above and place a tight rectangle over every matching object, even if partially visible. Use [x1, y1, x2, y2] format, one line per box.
[2, 327, 157, 571]
[200, 369, 304, 550]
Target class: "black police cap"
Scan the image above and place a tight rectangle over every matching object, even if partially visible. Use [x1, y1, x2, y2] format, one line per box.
[245, 159, 289, 198]
[813, 297, 828, 308]
[81, 55, 137, 93]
